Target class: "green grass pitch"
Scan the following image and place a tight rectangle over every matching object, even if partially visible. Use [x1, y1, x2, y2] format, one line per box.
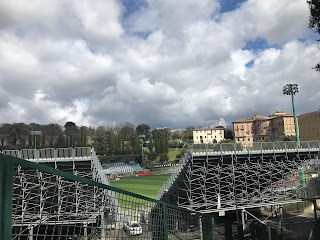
[110, 174, 171, 199]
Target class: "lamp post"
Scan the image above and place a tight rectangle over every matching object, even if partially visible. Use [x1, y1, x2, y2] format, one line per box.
[139, 134, 145, 165]
[30, 131, 42, 157]
[283, 84, 300, 148]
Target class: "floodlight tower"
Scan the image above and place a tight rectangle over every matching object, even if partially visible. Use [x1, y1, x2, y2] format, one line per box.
[283, 84, 300, 148]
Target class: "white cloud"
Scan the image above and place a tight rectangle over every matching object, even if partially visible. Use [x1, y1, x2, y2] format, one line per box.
[0, 0, 318, 128]
[221, 0, 310, 44]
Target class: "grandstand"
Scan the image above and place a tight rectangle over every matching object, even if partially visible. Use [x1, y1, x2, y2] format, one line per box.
[3, 148, 227, 240]
[102, 161, 144, 175]
[1, 145, 293, 239]
[3, 147, 121, 239]
[158, 141, 320, 214]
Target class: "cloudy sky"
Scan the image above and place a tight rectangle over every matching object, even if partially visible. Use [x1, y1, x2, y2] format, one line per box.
[0, 0, 319, 129]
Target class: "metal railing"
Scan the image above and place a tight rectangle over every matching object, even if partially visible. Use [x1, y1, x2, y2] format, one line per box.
[2, 147, 92, 160]
[157, 141, 320, 210]
[156, 150, 191, 200]
[191, 141, 320, 155]
[0, 154, 282, 239]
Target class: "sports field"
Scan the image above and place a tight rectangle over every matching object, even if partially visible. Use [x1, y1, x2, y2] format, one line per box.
[110, 173, 171, 199]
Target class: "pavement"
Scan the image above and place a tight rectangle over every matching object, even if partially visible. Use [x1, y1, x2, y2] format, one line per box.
[282, 213, 315, 240]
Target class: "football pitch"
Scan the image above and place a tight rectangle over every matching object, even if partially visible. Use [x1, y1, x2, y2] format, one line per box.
[110, 173, 171, 199]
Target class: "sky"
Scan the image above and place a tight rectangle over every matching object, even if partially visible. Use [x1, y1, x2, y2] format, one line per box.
[0, 0, 319, 129]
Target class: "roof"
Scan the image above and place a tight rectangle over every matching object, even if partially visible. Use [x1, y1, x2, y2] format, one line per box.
[298, 110, 320, 118]
[232, 118, 254, 123]
[193, 127, 225, 131]
[270, 114, 295, 118]
[233, 113, 295, 123]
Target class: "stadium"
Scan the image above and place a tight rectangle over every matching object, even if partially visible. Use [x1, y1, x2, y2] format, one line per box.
[1, 141, 320, 239]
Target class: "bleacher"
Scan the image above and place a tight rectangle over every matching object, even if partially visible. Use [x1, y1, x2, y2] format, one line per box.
[6, 147, 119, 240]
[102, 161, 144, 174]
[103, 162, 133, 174]
[128, 161, 144, 172]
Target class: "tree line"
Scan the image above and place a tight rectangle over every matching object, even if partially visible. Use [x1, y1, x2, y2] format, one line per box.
[0, 122, 196, 160]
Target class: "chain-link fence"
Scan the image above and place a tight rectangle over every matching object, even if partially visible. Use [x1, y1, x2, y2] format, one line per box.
[0, 153, 282, 240]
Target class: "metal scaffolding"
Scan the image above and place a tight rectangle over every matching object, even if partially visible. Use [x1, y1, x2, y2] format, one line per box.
[159, 141, 320, 214]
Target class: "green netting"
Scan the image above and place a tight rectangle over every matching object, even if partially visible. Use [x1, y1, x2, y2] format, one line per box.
[0, 153, 283, 240]
[0, 156, 211, 239]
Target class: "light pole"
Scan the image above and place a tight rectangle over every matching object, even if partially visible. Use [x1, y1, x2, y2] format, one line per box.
[30, 131, 42, 157]
[283, 84, 300, 148]
[139, 134, 145, 165]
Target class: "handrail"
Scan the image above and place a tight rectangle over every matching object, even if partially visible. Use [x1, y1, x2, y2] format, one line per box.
[156, 141, 320, 201]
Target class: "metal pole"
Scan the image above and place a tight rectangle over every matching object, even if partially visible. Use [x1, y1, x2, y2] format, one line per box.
[279, 205, 284, 237]
[291, 94, 300, 148]
[84, 225, 88, 240]
[100, 211, 105, 240]
[29, 226, 33, 240]
[313, 200, 318, 223]
[241, 209, 246, 230]
[199, 216, 203, 240]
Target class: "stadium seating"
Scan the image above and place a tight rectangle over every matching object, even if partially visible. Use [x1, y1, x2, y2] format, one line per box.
[102, 161, 144, 174]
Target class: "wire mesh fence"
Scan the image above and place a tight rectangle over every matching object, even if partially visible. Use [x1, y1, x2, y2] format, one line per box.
[0, 152, 285, 240]
[0, 154, 234, 239]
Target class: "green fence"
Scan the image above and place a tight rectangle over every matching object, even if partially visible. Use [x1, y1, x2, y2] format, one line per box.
[0, 153, 280, 239]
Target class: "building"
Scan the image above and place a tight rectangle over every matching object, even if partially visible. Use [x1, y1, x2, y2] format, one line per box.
[193, 128, 225, 144]
[233, 118, 255, 147]
[298, 110, 320, 141]
[268, 111, 296, 141]
[233, 110, 297, 148]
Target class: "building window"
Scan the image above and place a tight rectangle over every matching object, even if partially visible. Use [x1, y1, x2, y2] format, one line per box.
[248, 138, 250, 141]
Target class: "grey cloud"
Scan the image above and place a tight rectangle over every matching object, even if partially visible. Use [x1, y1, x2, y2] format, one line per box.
[0, 0, 318, 129]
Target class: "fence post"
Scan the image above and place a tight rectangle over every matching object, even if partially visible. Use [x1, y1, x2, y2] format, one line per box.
[0, 155, 14, 240]
[163, 203, 168, 240]
[199, 215, 203, 240]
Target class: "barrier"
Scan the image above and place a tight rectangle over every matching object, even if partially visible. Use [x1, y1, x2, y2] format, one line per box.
[137, 171, 155, 177]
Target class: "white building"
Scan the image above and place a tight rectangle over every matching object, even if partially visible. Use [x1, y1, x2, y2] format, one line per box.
[193, 128, 225, 144]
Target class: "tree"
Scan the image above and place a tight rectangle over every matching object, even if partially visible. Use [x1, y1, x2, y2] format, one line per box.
[159, 153, 169, 163]
[64, 121, 78, 147]
[152, 128, 169, 155]
[148, 151, 158, 161]
[44, 123, 62, 147]
[93, 126, 108, 155]
[224, 126, 234, 140]
[183, 127, 194, 143]
[136, 124, 151, 139]
[0, 123, 11, 149]
[79, 126, 89, 147]
[8, 123, 29, 147]
[56, 133, 65, 148]
[120, 123, 136, 153]
[307, 0, 320, 71]
[148, 138, 154, 152]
